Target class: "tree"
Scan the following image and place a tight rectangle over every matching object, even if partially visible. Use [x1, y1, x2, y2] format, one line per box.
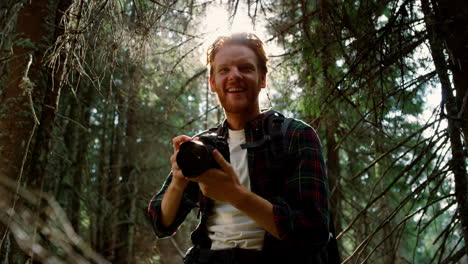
[263, 0, 465, 262]
[1, 0, 466, 263]
[422, 0, 468, 257]
[0, 0, 72, 262]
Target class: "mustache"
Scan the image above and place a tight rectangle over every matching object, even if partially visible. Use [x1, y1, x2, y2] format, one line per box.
[225, 80, 245, 89]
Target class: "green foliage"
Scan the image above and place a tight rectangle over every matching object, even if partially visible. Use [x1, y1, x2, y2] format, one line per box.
[2, 0, 466, 263]
[264, 0, 464, 263]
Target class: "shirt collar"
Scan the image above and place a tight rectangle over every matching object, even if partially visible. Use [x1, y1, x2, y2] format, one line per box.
[218, 109, 272, 136]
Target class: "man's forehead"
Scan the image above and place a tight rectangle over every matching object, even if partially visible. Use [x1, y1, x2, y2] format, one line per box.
[213, 44, 257, 64]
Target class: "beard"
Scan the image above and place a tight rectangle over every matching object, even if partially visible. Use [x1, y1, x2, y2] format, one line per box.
[215, 87, 260, 116]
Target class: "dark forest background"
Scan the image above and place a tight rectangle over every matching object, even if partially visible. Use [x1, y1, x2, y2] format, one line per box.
[0, 0, 467, 263]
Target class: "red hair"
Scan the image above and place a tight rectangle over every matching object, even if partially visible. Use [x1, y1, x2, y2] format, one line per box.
[207, 32, 268, 76]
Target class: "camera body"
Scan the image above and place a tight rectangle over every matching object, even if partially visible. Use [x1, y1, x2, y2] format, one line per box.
[176, 134, 230, 178]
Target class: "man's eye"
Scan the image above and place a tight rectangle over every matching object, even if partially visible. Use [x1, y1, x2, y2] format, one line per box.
[241, 67, 254, 72]
[219, 68, 229, 73]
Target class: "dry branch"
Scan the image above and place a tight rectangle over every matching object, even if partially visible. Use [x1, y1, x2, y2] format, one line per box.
[0, 173, 110, 264]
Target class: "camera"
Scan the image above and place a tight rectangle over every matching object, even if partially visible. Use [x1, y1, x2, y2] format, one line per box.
[176, 134, 230, 178]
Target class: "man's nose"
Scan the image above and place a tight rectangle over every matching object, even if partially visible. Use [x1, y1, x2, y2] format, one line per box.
[228, 67, 241, 80]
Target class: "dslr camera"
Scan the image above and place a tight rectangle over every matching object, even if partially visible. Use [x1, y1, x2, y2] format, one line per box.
[176, 134, 230, 178]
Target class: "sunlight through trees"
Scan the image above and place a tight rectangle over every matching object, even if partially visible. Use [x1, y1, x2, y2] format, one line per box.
[0, 0, 466, 263]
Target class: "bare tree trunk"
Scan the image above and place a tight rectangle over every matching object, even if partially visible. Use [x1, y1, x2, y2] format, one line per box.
[115, 66, 139, 264]
[95, 100, 112, 256]
[125, 80, 139, 264]
[66, 83, 93, 234]
[422, 0, 468, 255]
[103, 95, 124, 261]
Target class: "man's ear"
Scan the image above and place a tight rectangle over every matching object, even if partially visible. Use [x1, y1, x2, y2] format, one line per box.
[260, 72, 267, 88]
[209, 75, 216, 92]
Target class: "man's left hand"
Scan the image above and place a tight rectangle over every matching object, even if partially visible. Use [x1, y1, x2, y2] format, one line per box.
[186, 149, 247, 204]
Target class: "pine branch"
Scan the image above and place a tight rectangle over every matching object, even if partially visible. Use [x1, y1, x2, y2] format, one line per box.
[359, 195, 455, 264]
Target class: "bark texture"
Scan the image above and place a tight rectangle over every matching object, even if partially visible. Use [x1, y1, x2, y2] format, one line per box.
[424, 0, 468, 255]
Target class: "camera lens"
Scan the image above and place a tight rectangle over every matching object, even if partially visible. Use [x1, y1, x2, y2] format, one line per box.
[176, 141, 212, 178]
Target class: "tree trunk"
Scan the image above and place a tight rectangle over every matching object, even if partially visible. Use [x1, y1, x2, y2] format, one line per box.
[102, 93, 125, 261]
[316, 0, 342, 254]
[28, 0, 73, 189]
[0, 0, 71, 262]
[95, 100, 112, 256]
[430, 0, 468, 145]
[373, 125, 397, 264]
[66, 83, 93, 234]
[115, 66, 139, 264]
[423, 0, 468, 255]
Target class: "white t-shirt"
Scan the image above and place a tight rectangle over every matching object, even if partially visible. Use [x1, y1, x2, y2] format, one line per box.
[206, 129, 265, 250]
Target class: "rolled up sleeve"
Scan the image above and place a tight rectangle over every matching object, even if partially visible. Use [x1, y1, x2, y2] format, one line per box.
[270, 121, 330, 247]
[147, 174, 199, 238]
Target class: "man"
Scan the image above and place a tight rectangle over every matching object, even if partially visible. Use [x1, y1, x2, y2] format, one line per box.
[148, 33, 331, 263]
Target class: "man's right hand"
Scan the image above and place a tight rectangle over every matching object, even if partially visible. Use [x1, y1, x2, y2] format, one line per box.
[160, 135, 192, 228]
[169, 135, 192, 191]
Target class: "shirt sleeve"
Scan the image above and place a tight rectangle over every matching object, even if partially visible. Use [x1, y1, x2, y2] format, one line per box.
[147, 173, 200, 238]
[270, 120, 330, 247]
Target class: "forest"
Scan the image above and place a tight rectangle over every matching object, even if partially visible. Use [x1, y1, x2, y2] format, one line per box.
[0, 0, 467, 263]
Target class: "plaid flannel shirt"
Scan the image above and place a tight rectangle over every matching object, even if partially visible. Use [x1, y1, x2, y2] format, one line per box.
[148, 110, 330, 262]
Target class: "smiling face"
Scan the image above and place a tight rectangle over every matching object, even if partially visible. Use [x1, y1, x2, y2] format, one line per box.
[209, 44, 266, 119]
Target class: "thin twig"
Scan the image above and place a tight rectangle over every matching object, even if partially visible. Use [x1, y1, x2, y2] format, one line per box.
[359, 195, 455, 264]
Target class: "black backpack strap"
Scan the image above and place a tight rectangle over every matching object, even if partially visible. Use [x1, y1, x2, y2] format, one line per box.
[268, 112, 287, 158]
[240, 110, 279, 149]
[280, 117, 293, 155]
[266, 110, 293, 159]
[240, 110, 293, 158]
[240, 135, 269, 149]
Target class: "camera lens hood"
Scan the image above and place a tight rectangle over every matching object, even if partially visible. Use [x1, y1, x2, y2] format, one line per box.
[176, 141, 212, 178]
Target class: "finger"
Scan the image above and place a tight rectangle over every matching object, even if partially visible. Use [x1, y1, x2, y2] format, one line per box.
[172, 135, 191, 151]
[212, 149, 233, 173]
[184, 176, 199, 182]
[170, 152, 182, 169]
[172, 169, 183, 178]
[170, 152, 177, 164]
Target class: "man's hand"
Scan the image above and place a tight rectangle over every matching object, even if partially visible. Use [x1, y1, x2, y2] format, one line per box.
[159, 135, 192, 228]
[187, 149, 248, 204]
[169, 135, 192, 191]
[187, 149, 281, 238]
